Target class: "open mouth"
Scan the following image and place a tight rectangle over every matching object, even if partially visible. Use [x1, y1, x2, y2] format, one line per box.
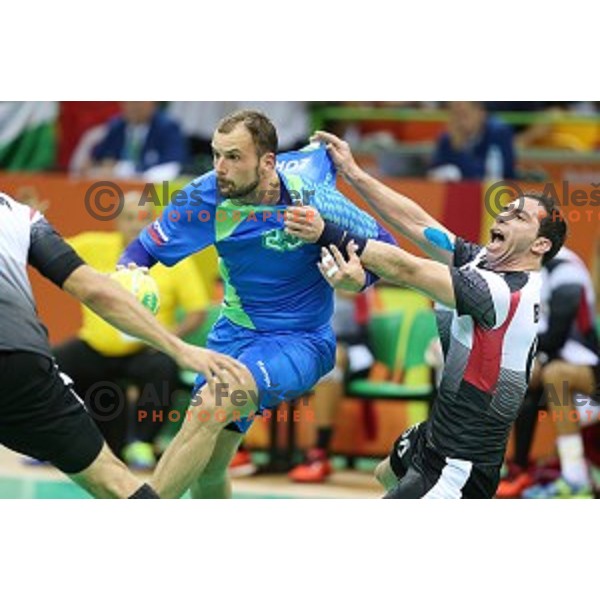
[490, 228, 506, 244]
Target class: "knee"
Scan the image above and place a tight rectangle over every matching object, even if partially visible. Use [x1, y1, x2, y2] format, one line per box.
[542, 361, 570, 386]
[183, 391, 248, 434]
[192, 371, 258, 422]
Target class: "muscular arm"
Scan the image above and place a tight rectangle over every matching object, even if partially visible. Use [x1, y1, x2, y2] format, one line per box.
[63, 265, 187, 358]
[359, 240, 456, 307]
[345, 167, 456, 264]
[27, 219, 186, 357]
[27, 213, 246, 383]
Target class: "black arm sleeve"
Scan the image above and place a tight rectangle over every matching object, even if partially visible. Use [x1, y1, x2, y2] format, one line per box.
[453, 237, 484, 268]
[451, 266, 498, 329]
[28, 218, 85, 287]
[538, 283, 582, 357]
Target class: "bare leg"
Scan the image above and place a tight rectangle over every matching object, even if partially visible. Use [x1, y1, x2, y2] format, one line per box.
[542, 361, 595, 435]
[542, 360, 596, 486]
[70, 443, 147, 499]
[313, 345, 347, 448]
[151, 371, 256, 499]
[189, 428, 244, 499]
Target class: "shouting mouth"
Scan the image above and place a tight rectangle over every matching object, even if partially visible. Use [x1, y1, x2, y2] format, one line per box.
[487, 227, 506, 252]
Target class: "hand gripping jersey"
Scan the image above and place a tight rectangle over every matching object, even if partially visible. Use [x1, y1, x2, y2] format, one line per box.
[140, 144, 395, 332]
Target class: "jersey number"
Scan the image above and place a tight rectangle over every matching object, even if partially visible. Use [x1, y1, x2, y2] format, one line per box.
[262, 229, 304, 252]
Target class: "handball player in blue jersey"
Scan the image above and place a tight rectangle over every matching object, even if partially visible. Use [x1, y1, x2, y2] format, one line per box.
[119, 110, 395, 498]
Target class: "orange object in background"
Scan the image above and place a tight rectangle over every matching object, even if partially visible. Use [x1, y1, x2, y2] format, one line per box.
[2, 172, 597, 461]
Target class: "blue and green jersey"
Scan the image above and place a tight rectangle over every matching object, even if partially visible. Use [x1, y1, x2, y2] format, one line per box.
[139, 145, 396, 332]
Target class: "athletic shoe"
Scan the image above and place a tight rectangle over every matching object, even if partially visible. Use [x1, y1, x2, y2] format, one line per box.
[521, 477, 593, 499]
[288, 449, 332, 483]
[123, 441, 156, 471]
[228, 449, 257, 477]
[496, 471, 534, 499]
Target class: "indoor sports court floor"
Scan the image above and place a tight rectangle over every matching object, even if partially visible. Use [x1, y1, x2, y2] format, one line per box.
[0, 446, 382, 499]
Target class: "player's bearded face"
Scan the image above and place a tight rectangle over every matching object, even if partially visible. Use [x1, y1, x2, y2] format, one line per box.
[217, 164, 261, 200]
[213, 126, 271, 203]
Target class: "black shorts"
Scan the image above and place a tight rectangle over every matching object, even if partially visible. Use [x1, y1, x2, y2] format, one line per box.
[0, 351, 104, 474]
[385, 422, 500, 499]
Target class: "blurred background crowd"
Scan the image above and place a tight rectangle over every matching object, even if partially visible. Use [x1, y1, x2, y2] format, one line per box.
[4, 101, 600, 181]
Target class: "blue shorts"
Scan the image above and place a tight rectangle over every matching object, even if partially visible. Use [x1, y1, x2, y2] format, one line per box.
[191, 317, 336, 433]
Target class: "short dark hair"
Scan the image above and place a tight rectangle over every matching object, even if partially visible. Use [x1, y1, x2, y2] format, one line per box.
[216, 110, 278, 157]
[523, 192, 567, 265]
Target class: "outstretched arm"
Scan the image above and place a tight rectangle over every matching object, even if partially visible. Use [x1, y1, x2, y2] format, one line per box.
[61, 265, 246, 386]
[312, 131, 457, 264]
[319, 235, 512, 332]
[354, 240, 455, 307]
[26, 214, 246, 387]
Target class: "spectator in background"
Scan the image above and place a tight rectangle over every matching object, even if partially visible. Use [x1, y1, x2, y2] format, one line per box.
[53, 192, 208, 470]
[510, 101, 599, 152]
[168, 102, 310, 174]
[428, 101, 515, 182]
[58, 102, 120, 171]
[168, 102, 234, 173]
[83, 102, 187, 182]
[235, 102, 310, 152]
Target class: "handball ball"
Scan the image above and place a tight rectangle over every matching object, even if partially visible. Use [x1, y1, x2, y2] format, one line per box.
[110, 267, 160, 315]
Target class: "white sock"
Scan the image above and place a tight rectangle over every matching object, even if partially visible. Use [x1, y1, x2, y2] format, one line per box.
[557, 433, 590, 488]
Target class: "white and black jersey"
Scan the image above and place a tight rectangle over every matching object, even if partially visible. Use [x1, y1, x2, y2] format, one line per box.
[0, 192, 103, 474]
[428, 237, 541, 467]
[0, 192, 84, 358]
[539, 247, 599, 367]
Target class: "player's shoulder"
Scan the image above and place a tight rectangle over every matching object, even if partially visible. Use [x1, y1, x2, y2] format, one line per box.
[543, 248, 588, 290]
[453, 237, 485, 268]
[0, 192, 45, 230]
[0, 192, 28, 216]
[277, 143, 337, 189]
